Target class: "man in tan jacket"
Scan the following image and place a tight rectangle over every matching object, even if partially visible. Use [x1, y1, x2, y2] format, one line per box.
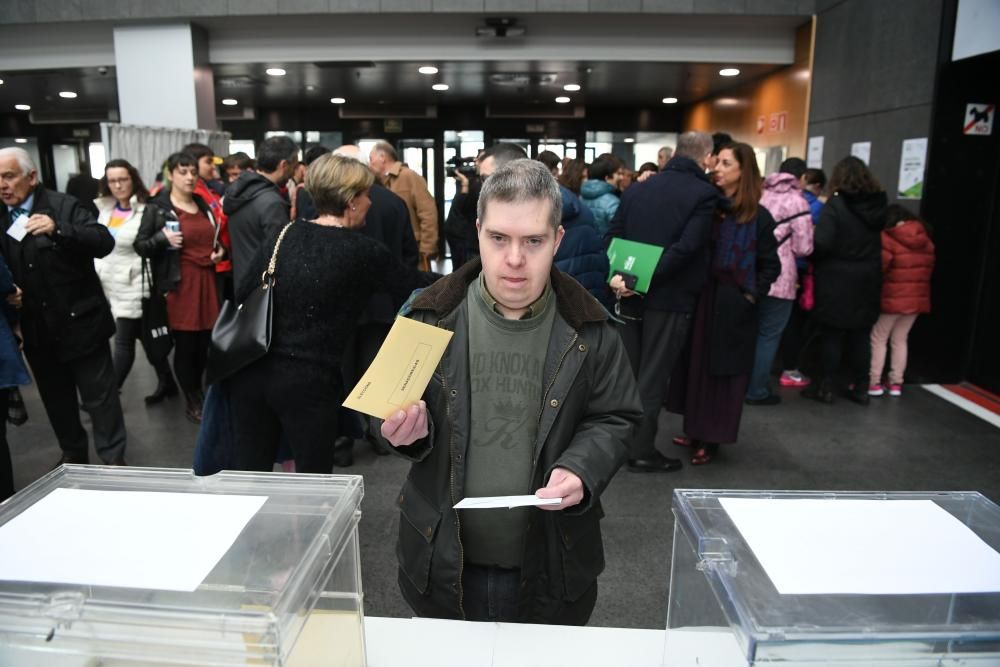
[369, 140, 438, 270]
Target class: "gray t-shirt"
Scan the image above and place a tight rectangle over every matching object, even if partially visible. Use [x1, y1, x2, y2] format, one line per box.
[461, 277, 556, 568]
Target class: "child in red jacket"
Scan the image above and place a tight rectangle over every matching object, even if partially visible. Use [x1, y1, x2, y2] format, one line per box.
[869, 204, 935, 396]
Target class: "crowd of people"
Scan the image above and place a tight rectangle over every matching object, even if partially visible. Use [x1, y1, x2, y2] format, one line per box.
[0, 131, 934, 625]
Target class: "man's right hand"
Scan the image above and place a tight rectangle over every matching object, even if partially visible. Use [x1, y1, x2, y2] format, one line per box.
[609, 273, 636, 298]
[381, 400, 429, 447]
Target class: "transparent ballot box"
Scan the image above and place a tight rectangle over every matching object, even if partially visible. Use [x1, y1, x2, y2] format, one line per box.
[666, 490, 1000, 666]
[0, 466, 366, 666]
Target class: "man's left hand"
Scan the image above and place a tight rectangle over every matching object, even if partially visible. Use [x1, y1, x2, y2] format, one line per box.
[26, 214, 56, 236]
[210, 246, 226, 264]
[535, 467, 584, 511]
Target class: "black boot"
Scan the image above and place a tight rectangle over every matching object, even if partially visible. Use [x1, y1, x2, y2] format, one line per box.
[802, 378, 834, 404]
[145, 367, 179, 405]
[846, 383, 871, 406]
[333, 435, 355, 467]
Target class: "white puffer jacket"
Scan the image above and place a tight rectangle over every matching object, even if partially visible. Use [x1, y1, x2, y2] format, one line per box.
[94, 195, 147, 320]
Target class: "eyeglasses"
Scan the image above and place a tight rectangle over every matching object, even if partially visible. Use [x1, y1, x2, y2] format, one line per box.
[107, 178, 131, 185]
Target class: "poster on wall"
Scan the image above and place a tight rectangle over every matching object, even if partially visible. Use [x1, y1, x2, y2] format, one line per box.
[850, 141, 872, 165]
[807, 136, 824, 168]
[897, 137, 928, 200]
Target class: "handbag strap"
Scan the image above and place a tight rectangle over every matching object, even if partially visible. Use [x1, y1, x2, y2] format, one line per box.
[262, 221, 295, 285]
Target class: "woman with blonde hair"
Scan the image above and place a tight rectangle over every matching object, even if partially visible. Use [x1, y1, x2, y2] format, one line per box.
[227, 154, 421, 473]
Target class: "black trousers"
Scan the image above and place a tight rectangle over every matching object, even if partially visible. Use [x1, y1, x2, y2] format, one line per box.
[0, 388, 12, 501]
[228, 355, 343, 474]
[172, 330, 211, 396]
[619, 309, 692, 459]
[112, 317, 172, 388]
[818, 324, 871, 387]
[24, 342, 126, 463]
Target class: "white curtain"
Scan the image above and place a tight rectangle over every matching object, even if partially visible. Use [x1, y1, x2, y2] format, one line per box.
[100, 123, 231, 191]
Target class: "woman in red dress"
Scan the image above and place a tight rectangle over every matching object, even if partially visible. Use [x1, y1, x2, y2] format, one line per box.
[135, 152, 224, 423]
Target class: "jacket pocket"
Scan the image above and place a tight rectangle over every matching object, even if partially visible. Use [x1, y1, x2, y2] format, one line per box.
[556, 505, 605, 601]
[396, 478, 442, 595]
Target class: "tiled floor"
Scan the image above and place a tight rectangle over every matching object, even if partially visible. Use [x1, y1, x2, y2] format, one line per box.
[8, 361, 1000, 629]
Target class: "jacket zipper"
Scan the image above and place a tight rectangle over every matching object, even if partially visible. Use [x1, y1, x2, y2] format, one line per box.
[438, 321, 466, 620]
[533, 332, 578, 470]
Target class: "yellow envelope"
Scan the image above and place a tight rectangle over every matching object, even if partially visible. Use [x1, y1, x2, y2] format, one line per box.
[342, 316, 453, 419]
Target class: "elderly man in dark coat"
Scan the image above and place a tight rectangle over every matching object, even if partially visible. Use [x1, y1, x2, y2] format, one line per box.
[0, 147, 126, 467]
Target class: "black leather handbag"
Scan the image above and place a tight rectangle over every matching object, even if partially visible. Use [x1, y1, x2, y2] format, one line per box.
[206, 221, 294, 385]
[140, 259, 173, 366]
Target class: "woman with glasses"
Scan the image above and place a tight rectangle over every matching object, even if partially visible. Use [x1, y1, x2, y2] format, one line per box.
[95, 159, 178, 404]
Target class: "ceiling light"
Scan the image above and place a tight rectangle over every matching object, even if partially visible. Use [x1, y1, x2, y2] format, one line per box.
[432, 83, 449, 91]
[265, 67, 286, 77]
[418, 66, 438, 75]
[555, 96, 571, 104]
[624, 138, 635, 143]
[719, 68, 740, 77]
[14, 104, 30, 111]
[563, 84, 581, 92]
[14, 138, 27, 144]
[0, 79, 5, 85]
[221, 98, 238, 106]
[306, 85, 316, 91]
[662, 97, 678, 104]
[330, 97, 346, 104]
[58, 91, 77, 99]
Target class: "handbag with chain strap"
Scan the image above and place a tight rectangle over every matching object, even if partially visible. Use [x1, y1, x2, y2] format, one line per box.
[206, 221, 294, 385]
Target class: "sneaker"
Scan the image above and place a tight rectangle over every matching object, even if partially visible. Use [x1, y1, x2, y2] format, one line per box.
[888, 384, 903, 397]
[779, 371, 811, 388]
[868, 384, 885, 397]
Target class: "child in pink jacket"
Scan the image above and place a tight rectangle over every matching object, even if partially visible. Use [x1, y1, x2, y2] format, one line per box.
[745, 169, 814, 404]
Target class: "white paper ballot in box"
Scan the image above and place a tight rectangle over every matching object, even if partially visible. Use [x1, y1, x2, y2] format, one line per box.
[454, 495, 562, 509]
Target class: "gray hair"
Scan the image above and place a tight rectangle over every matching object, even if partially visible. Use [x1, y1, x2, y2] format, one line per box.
[370, 140, 397, 162]
[477, 158, 562, 231]
[0, 147, 36, 176]
[674, 131, 713, 162]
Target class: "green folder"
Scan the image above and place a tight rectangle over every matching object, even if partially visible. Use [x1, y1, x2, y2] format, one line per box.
[607, 238, 664, 294]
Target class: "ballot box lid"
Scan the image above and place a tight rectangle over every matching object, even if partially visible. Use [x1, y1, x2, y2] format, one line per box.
[0, 466, 363, 665]
[670, 489, 1000, 663]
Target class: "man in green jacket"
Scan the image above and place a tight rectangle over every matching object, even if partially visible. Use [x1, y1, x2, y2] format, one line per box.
[378, 158, 641, 625]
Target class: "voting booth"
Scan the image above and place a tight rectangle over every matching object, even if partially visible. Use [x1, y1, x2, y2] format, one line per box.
[666, 489, 1000, 666]
[0, 466, 366, 666]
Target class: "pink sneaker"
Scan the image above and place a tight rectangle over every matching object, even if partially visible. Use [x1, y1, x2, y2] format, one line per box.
[868, 384, 885, 397]
[779, 371, 811, 388]
[888, 384, 902, 397]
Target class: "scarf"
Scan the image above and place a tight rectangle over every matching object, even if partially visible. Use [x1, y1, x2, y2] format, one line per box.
[713, 205, 758, 295]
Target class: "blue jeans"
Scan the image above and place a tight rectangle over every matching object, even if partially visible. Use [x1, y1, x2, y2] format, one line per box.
[462, 564, 521, 622]
[747, 297, 794, 400]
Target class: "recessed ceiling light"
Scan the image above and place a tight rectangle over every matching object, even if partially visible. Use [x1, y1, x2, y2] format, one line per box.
[418, 66, 438, 75]
[555, 96, 571, 104]
[432, 83, 449, 91]
[719, 68, 740, 77]
[58, 91, 77, 99]
[221, 98, 238, 106]
[330, 97, 346, 104]
[306, 84, 316, 91]
[14, 138, 27, 144]
[14, 104, 30, 111]
[624, 138, 635, 143]
[0, 79, 5, 85]
[265, 67, 286, 77]
[662, 97, 678, 104]
[563, 84, 581, 92]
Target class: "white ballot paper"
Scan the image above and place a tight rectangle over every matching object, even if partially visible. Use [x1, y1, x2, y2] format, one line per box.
[720, 497, 1000, 595]
[455, 495, 562, 509]
[6, 213, 28, 242]
[0, 488, 267, 592]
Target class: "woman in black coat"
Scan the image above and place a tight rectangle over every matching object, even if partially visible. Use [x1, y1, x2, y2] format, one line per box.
[667, 142, 781, 465]
[802, 156, 887, 405]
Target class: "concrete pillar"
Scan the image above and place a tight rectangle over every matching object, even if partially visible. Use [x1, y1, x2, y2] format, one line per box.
[113, 23, 217, 130]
